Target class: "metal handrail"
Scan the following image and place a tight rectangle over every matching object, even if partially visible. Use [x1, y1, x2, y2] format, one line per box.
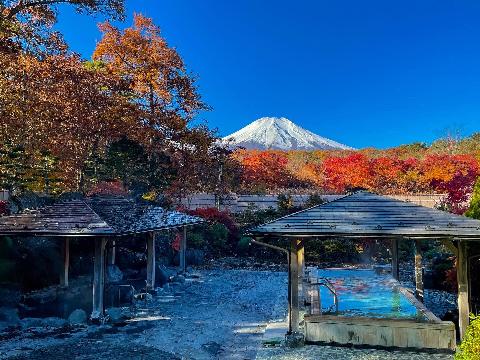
[309, 277, 339, 314]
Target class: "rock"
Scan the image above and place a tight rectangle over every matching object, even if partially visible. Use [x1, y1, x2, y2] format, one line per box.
[0, 321, 14, 332]
[171, 274, 185, 284]
[106, 265, 124, 283]
[285, 332, 305, 348]
[41, 317, 67, 328]
[68, 309, 87, 325]
[22, 286, 57, 305]
[0, 307, 19, 324]
[202, 341, 224, 356]
[106, 307, 133, 324]
[21, 317, 43, 329]
[156, 265, 175, 286]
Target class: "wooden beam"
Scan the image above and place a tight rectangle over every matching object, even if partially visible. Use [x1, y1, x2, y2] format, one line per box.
[391, 238, 399, 281]
[91, 237, 107, 322]
[457, 240, 470, 340]
[179, 226, 187, 273]
[289, 238, 301, 333]
[146, 233, 156, 290]
[441, 239, 458, 257]
[414, 239, 424, 302]
[60, 237, 70, 287]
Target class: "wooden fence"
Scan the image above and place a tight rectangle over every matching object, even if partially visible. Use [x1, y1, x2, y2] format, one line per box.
[0, 190, 10, 201]
[179, 193, 446, 213]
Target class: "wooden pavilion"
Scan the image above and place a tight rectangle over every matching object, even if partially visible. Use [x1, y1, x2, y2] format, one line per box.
[0, 197, 203, 321]
[249, 191, 480, 343]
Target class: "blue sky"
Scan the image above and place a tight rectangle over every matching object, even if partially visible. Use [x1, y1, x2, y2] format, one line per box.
[56, 0, 480, 149]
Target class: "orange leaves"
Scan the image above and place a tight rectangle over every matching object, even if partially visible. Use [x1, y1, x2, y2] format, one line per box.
[0, 51, 138, 189]
[93, 13, 206, 133]
[321, 153, 372, 193]
[235, 149, 480, 211]
[1, 0, 125, 54]
[1, 13, 217, 197]
[239, 150, 295, 191]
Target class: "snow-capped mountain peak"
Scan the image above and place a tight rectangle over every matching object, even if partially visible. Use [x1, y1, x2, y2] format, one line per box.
[222, 117, 353, 150]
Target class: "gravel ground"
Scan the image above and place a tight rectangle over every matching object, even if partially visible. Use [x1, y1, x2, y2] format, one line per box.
[0, 269, 288, 360]
[6, 339, 179, 360]
[257, 345, 453, 360]
[0, 267, 456, 360]
[133, 269, 288, 359]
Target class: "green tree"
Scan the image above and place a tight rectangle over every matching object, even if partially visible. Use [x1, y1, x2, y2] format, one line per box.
[456, 314, 480, 360]
[97, 137, 175, 193]
[466, 178, 480, 219]
[0, 142, 33, 193]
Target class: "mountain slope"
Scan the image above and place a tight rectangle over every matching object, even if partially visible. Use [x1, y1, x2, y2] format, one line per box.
[222, 117, 353, 150]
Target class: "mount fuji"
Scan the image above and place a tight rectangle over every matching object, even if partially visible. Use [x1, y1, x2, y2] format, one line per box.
[222, 117, 353, 150]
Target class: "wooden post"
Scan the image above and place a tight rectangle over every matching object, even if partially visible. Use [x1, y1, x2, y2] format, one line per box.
[289, 238, 300, 333]
[60, 237, 70, 287]
[179, 226, 187, 273]
[91, 237, 107, 322]
[146, 233, 156, 290]
[457, 240, 470, 340]
[391, 238, 399, 281]
[298, 241, 305, 279]
[414, 239, 424, 302]
[297, 240, 305, 305]
[108, 240, 116, 265]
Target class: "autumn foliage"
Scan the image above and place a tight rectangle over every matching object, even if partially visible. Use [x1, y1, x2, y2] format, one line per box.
[1, 1, 479, 216]
[234, 144, 480, 214]
[0, 11, 229, 198]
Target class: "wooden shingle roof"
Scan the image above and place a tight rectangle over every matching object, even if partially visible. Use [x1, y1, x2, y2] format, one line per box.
[0, 197, 203, 236]
[0, 200, 114, 236]
[250, 191, 480, 239]
[87, 197, 203, 235]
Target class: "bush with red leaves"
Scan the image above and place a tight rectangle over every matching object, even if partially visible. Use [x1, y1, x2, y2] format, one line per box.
[185, 207, 238, 234]
[183, 207, 240, 254]
[444, 266, 458, 293]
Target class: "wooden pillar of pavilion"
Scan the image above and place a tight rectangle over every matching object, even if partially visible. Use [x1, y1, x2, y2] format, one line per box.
[146, 232, 156, 290]
[91, 237, 107, 322]
[414, 239, 424, 302]
[297, 240, 305, 304]
[391, 238, 399, 281]
[289, 238, 301, 334]
[298, 242, 305, 279]
[59, 237, 70, 287]
[179, 226, 187, 273]
[108, 240, 116, 265]
[457, 240, 470, 340]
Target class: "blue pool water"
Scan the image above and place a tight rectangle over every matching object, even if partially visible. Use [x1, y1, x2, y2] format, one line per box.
[313, 268, 426, 320]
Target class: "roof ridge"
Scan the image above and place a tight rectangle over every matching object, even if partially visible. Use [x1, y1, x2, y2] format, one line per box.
[252, 192, 354, 228]
[81, 199, 115, 231]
